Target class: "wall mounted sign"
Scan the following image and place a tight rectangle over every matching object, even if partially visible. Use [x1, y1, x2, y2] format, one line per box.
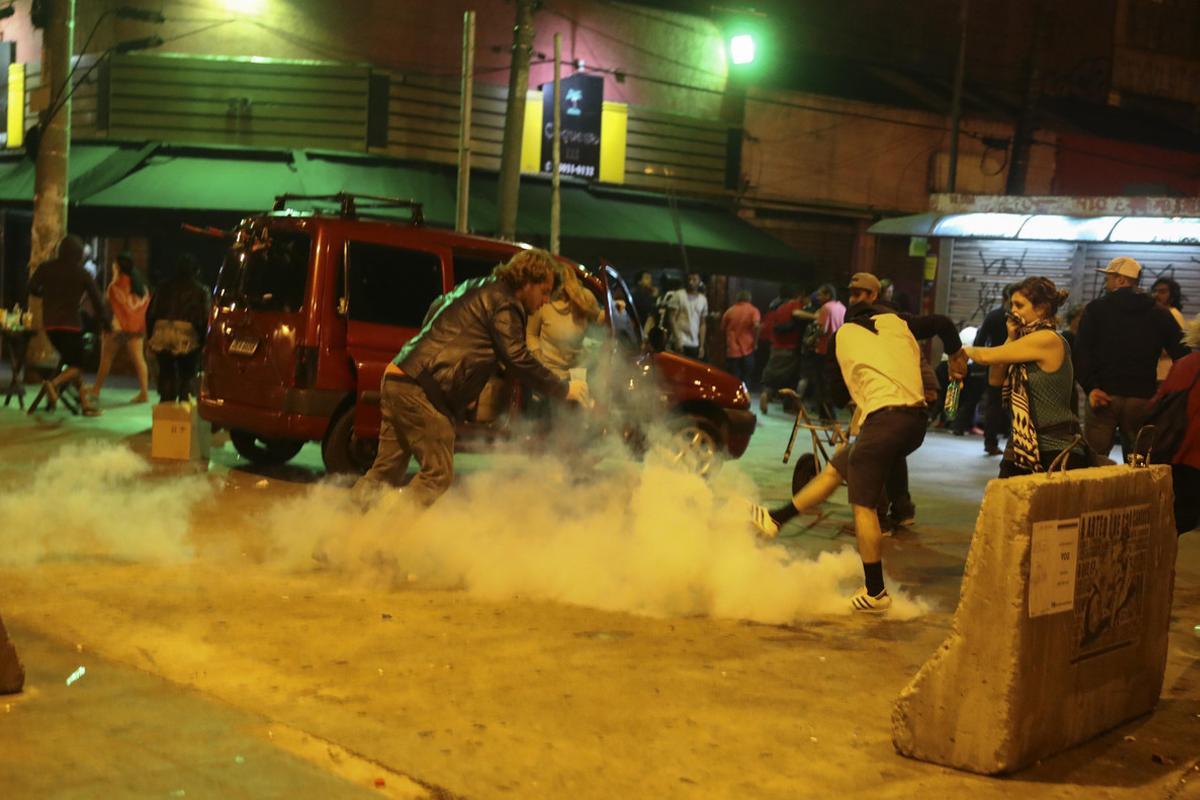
[542, 72, 603, 180]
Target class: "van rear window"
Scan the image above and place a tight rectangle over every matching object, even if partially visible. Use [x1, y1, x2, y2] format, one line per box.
[345, 241, 444, 328]
[217, 229, 311, 313]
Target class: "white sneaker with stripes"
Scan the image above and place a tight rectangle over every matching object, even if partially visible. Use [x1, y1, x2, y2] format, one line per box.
[749, 503, 780, 539]
[850, 585, 892, 612]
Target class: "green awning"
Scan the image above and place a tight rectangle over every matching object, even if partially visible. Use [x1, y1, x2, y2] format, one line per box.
[0, 143, 131, 202]
[85, 147, 308, 210]
[2, 141, 802, 274]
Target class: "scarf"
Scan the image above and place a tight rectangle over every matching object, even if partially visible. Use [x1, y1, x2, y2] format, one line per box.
[1001, 318, 1058, 472]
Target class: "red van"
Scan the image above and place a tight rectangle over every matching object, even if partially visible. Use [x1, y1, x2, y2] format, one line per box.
[198, 194, 756, 476]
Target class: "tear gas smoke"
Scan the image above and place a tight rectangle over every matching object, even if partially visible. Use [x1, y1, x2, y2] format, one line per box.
[0, 348, 932, 622]
[264, 453, 931, 622]
[0, 443, 210, 565]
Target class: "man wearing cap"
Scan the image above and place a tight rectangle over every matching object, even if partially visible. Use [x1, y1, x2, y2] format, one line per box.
[749, 272, 968, 611]
[1076, 256, 1188, 460]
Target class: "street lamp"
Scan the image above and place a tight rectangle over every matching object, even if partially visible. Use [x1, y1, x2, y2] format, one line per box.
[729, 33, 755, 65]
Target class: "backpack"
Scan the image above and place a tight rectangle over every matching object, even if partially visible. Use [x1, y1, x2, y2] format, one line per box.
[1145, 368, 1200, 465]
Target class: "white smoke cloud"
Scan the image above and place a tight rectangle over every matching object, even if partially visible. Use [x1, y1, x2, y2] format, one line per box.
[0, 436, 932, 622]
[0, 442, 210, 565]
[261, 448, 932, 622]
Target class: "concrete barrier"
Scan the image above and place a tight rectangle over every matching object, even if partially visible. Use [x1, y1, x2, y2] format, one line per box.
[892, 464, 1178, 775]
[0, 612, 24, 694]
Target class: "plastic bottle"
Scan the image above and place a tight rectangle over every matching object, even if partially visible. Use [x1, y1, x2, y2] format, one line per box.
[944, 379, 963, 422]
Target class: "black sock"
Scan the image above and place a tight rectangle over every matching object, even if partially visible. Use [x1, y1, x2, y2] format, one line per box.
[769, 503, 800, 526]
[863, 561, 885, 597]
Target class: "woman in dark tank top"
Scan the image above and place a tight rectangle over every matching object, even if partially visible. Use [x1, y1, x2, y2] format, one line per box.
[963, 276, 1087, 477]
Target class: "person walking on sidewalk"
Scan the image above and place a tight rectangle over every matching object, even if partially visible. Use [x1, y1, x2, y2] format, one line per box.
[750, 274, 967, 611]
[147, 254, 211, 402]
[1075, 257, 1187, 460]
[1152, 277, 1187, 386]
[721, 291, 760, 386]
[355, 249, 590, 507]
[664, 272, 709, 360]
[973, 284, 1018, 455]
[793, 284, 846, 415]
[27, 235, 109, 416]
[1152, 313, 1200, 534]
[89, 252, 150, 404]
[963, 277, 1088, 477]
[758, 285, 805, 414]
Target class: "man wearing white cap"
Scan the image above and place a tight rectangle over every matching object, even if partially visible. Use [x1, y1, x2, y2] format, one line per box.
[1076, 256, 1188, 460]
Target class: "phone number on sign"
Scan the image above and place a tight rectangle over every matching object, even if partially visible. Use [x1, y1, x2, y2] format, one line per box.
[544, 162, 596, 178]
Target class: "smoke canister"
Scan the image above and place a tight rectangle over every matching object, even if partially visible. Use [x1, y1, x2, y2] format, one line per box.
[944, 378, 962, 422]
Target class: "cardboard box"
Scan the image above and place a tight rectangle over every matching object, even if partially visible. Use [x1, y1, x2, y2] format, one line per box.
[151, 401, 211, 461]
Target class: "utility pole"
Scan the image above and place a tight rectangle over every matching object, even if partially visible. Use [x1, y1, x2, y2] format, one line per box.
[30, 0, 74, 273]
[27, 0, 74, 363]
[455, 11, 475, 233]
[947, 0, 969, 193]
[496, 0, 534, 241]
[1006, 0, 1047, 195]
[549, 32, 561, 255]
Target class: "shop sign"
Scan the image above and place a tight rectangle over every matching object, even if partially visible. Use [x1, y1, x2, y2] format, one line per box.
[542, 72, 603, 180]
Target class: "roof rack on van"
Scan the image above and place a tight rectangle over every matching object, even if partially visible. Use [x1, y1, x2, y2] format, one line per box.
[271, 193, 425, 225]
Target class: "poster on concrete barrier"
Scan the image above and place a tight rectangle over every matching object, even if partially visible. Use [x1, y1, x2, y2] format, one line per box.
[1029, 518, 1080, 618]
[1070, 504, 1150, 662]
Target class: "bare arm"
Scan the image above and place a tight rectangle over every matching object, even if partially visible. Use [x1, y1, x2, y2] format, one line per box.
[965, 330, 1059, 367]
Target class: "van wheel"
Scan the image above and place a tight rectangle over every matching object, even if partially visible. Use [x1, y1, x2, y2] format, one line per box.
[665, 414, 724, 477]
[229, 429, 305, 466]
[322, 407, 377, 475]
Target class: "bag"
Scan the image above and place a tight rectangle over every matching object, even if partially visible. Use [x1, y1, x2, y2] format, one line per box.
[1145, 369, 1200, 464]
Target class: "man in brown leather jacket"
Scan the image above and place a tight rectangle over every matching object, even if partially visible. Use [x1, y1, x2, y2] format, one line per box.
[355, 249, 589, 507]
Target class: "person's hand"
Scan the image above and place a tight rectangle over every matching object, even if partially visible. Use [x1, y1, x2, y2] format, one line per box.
[1005, 317, 1021, 340]
[566, 379, 591, 406]
[948, 349, 969, 381]
[1089, 388, 1111, 409]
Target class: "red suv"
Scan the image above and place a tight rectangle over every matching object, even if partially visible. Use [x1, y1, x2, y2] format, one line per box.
[198, 194, 756, 475]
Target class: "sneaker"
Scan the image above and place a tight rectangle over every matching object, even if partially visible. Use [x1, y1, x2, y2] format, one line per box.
[850, 586, 892, 612]
[890, 505, 916, 528]
[984, 444, 1002, 456]
[749, 503, 780, 539]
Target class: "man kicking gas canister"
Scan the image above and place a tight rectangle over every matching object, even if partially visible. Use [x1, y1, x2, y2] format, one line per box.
[750, 273, 968, 611]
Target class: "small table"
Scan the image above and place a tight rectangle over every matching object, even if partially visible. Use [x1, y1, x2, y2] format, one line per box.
[1, 328, 35, 410]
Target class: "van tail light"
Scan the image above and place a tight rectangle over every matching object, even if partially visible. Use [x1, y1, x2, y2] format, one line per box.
[295, 345, 319, 388]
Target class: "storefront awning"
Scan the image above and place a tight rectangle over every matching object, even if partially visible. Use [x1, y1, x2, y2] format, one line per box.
[0, 142, 801, 276]
[870, 211, 1200, 244]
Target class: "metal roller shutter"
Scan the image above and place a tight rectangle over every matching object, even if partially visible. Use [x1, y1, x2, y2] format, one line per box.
[1081, 243, 1200, 319]
[945, 239, 1078, 327]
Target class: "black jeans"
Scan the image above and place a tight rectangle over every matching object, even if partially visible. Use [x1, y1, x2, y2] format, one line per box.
[953, 371, 987, 434]
[1173, 464, 1200, 535]
[983, 384, 1008, 450]
[726, 354, 754, 386]
[156, 351, 200, 402]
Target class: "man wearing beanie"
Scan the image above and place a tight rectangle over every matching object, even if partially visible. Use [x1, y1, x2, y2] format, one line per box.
[1076, 257, 1188, 460]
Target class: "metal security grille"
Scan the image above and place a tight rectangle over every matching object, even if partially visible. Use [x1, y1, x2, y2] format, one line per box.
[944, 239, 1078, 327]
[1081, 243, 1200, 318]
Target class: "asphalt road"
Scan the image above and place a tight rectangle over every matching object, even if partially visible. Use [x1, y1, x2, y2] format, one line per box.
[1, 380, 1197, 799]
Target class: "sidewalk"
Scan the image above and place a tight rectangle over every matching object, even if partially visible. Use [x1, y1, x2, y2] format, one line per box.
[2, 624, 398, 799]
